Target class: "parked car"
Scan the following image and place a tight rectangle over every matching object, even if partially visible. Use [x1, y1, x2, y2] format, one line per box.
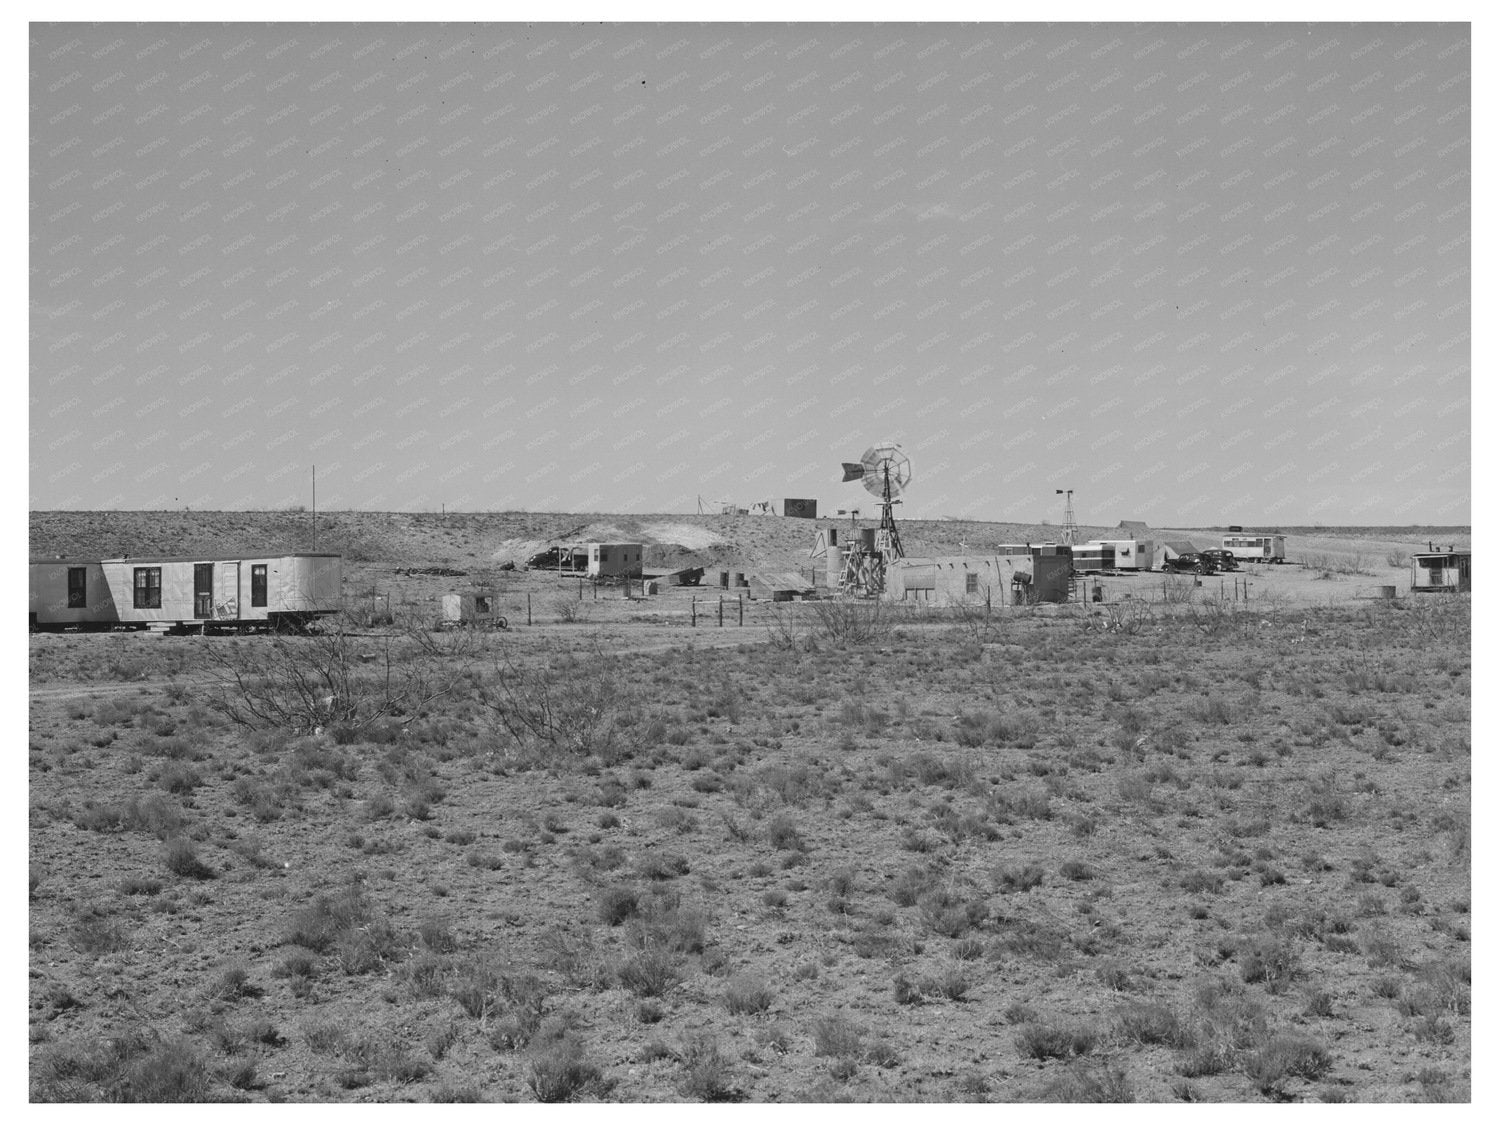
[1163, 552, 1217, 575]
[1199, 549, 1239, 572]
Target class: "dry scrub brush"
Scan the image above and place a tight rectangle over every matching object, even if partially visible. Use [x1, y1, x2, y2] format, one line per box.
[485, 643, 631, 766]
[807, 598, 892, 645]
[202, 611, 479, 735]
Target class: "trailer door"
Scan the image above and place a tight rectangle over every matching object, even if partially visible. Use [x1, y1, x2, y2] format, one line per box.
[193, 563, 213, 619]
[217, 562, 240, 619]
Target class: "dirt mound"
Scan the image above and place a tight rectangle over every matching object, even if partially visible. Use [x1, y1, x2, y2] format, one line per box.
[641, 522, 724, 551]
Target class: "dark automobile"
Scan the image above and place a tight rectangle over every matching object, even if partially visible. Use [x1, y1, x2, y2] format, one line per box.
[1199, 549, 1239, 572]
[525, 547, 587, 571]
[1162, 552, 1217, 575]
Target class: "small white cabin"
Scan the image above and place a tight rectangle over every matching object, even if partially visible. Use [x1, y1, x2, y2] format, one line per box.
[587, 543, 643, 579]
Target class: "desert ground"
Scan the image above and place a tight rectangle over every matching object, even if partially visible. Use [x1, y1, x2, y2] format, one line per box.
[28, 512, 1470, 1102]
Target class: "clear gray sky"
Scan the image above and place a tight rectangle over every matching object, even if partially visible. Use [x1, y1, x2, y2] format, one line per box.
[28, 18, 1471, 525]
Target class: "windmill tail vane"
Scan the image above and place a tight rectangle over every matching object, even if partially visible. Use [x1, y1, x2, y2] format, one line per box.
[840, 463, 865, 483]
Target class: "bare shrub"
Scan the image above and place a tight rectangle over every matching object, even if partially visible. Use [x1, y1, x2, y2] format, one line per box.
[765, 604, 814, 652]
[203, 614, 477, 735]
[552, 595, 587, 624]
[808, 598, 891, 645]
[486, 644, 629, 766]
[1185, 595, 1248, 637]
[1084, 598, 1156, 634]
[1161, 576, 1198, 604]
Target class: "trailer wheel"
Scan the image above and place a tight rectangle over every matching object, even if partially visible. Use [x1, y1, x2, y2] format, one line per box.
[495, 616, 509, 630]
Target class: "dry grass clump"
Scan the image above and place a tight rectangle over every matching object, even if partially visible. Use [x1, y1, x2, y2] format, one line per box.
[525, 1036, 609, 1102]
[32, 1032, 218, 1102]
[1015, 1022, 1098, 1060]
[283, 881, 404, 976]
[723, 975, 775, 1015]
[677, 1038, 741, 1101]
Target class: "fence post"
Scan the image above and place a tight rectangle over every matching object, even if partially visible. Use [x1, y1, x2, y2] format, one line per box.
[738, 595, 743, 626]
[691, 596, 696, 627]
[718, 596, 723, 627]
[527, 593, 532, 626]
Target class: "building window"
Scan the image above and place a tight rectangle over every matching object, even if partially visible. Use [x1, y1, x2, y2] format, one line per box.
[965, 572, 979, 594]
[133, 567, 162, 609]
[67, 567, 87, 609]
[475, 596, 492, 615]
[251, 564, 268, 607]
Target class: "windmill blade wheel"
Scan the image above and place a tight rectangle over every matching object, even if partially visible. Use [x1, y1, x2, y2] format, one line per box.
[859, 445, 912, 498]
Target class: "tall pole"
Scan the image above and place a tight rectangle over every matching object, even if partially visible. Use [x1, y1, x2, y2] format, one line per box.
[312, 464, 317, 550]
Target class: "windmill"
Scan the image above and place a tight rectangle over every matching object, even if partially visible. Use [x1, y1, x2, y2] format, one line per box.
[836, 444, 912, 596]
[1056, 488, 1078, 546]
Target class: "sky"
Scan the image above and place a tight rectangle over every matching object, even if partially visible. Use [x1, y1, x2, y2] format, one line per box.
[27, 17, 1472, 525]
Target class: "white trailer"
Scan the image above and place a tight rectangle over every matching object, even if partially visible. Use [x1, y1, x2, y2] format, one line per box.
[1075, 539, 1154, 572]
[30, 553, 342, 631]
[1221, 533, 1286, 563]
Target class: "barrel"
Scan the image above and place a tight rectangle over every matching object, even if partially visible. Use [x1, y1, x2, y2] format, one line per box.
[860, 527, 877, 551]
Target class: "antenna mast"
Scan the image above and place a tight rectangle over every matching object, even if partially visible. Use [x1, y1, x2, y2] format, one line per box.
[312, 464, 318, 551]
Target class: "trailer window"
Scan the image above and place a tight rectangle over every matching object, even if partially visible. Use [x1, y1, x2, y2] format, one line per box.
[133, 567, 161, 609]
[965, 572, 979, 595]
[67, 567, 87, 609]
[251, 565, 268, 607]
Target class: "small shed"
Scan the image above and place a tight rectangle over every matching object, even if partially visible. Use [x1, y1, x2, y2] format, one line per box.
[781, 498, 818, 519]
[1117, 519, 1150, 534]
[587, 543, 644, 579]
[1411, 549, 1470, 593]
[440, 590, 500, 625]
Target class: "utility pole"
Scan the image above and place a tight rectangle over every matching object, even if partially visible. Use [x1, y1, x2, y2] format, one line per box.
[312, 465, 317, 551]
